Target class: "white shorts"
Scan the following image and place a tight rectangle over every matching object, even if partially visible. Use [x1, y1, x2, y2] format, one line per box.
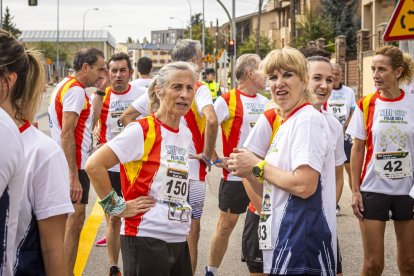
[188, 179, 206, 219]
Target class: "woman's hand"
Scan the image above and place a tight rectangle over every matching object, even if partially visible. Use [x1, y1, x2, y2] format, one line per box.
[118, 196, 156, 218]
[351, 191, 364, 220]
[228, 148, 261, 178]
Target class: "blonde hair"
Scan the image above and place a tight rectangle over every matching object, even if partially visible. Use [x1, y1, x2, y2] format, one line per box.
[262, 47, 309, 99]
[0, 30, 46, 121]
[147, 61, 198, 113]
[375, 45, 414, 84]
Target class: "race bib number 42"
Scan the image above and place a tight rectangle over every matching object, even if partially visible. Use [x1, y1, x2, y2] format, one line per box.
[374, 151, 412, 179]
[158, 168, 189, 204]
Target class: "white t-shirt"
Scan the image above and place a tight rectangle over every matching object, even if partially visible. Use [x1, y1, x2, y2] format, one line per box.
[347, 90, 414, 195]
[96, 85, 144, 172]
[214, 89, 269, 181]
[261, 104, 336, 275]
[0, 108, 25, 276]
[14, 122, 73, 274]
[48, 77, 94, 169]
[130, 78, 152, 98]
[107, 115, 193, 242]
[322, 110, 347, 166]
[129, 82, 213, 181]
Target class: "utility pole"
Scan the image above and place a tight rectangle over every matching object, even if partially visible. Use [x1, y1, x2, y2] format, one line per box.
[255, 0, 263, 55]
[56, 0, 60, 81]
[231, 0, 236, 88]
[202, 0, 205, 56]
[0, 0, 3, 29]
[290, 0, 296, 45]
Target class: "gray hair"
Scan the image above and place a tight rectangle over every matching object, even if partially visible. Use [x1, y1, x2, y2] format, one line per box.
[171, 39, 201, 63]
[235, 54, 261, 81]
[148, 61, 198, 112]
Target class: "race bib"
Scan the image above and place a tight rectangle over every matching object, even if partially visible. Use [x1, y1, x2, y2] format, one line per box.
[374, 151, 412, 179]
[259, 181, 273, 250]
[158, 167, 189, 204]
[110, 111, 124, 134]
[328, 101, 347, 118]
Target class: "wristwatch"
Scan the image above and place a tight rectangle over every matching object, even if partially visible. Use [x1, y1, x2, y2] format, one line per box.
[96, 90, 106, 96]
[252, 160, 266, 182]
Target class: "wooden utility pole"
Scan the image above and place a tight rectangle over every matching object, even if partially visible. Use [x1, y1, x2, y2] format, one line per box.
[290, 0, 296, 45]
[255, 0, 263, 54]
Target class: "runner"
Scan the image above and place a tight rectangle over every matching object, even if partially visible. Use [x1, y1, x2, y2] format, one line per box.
[48, 47, 107, 274]
[228, 47, 336, 275]
[120, 39, 218, 275]
[0, 31, 25, 276]
[0, 30, 73, 275]
[85, 61, 197, 276]
[347, 45, 414, 275]
[93, 52, 143, 276]
[205, 54, 268, 276]
[129, 56, 153, 96]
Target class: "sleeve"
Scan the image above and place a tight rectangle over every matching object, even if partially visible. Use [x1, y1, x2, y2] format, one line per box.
[243, 114, 272, 158]
[0, 122, 23, 194]
[346, 105, 366, 140]
[107, 122, 145, 164]
[195, 85, 213, 116]
[213, 96, 229, 125]
[350, 88, 357, 110]
[334, 120, 347, 166]
[130, 93, 150, 116]
[291, 116, 327, 173]
[62, 87, 86, 115]
[33, 147, 74, 220]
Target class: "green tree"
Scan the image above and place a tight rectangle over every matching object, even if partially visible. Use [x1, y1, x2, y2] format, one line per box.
[294, 10, 335, 50]
[321, 0, 361, 51]
[186, 13, 215, 54]
[238, 32, 273, 59]
[36, 41, 69, 66]
[2, 7, 21, 38]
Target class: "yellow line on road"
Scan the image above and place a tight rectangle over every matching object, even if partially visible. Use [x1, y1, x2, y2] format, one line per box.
[74, 199, 105, 276]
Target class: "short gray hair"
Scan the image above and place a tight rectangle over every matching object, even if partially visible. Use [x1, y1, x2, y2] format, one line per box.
[147, 61, 198, 112]
[171, 39, 201, 62]
[235, 54, 261, 81]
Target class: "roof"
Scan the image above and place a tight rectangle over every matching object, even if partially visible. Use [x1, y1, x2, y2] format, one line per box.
[20, 30, 116, 48]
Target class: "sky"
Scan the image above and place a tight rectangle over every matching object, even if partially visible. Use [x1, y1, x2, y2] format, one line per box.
[3, 0, 260, 43]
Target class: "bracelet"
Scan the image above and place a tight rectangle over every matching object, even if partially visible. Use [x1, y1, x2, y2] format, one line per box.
[202, 153, 214, 166]
[99, 189, 126, 216]
[96, 90, 106, 96]
[213, 158, 222, 165]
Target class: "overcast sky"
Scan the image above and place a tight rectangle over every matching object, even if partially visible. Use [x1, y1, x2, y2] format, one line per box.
[3, 0, 260, 43]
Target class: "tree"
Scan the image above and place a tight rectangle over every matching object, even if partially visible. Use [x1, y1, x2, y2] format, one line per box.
[2, 7, 21, 38]
[320, 0, 361, 51]
[238, 32, 273, 59]
[294, 10, 335, 50]
[36, 41, 69, 66]
[186, 13, 215, 54]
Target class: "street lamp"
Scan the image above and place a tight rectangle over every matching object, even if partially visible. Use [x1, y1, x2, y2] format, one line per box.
[82, 7, 99, 46]
[184, 0, 192, 39]
[169, 17, 184, 30]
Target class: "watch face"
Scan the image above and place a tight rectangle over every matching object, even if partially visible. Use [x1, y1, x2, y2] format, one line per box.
[252, 166, 261, 177]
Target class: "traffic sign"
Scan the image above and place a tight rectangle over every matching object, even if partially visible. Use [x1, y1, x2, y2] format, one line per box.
[215, 49, 224, 61]
[46, 58, 53, 65]
[202, 53, 214, 63]
[383, 0, 414, 41]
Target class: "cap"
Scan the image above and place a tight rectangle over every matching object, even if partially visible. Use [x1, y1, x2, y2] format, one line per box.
[205, 68, 215, 74]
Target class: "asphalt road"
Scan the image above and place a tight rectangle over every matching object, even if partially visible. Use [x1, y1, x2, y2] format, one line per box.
[37, 85, 399, 276]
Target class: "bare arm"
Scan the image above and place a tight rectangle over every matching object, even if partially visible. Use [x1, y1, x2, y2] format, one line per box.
[343, 109, 354, 130]
[242, 175, 263, 213]
[92, 94, 104, 128]
[335, 165, 344, 204]
[350, 138, 365, 220]
[61, 112, 81, 203]
[38, 214, 69, 276]
[120, 105, 141, 126]
[201, 104, 218, 160]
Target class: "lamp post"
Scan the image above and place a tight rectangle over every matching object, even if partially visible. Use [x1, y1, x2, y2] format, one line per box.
[82, 7, 99, 46]
[56, 0, 60, 82]
[169, 17, 184, 30]
[185, 0, 192, 39]
[100, 25, 112, 56]
[0, 0, 3, 29]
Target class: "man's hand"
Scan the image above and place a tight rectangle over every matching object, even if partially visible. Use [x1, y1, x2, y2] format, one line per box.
[70, 177, 83, 203]
[118, 196, 156, 218]
[228, 148, 261, 178]
[351, 191, 364, 221]
[95, 68, 109, 91]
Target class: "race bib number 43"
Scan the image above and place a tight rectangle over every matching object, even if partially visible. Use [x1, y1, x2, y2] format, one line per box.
[158, 168, 189, 204]
[374, 151, 412, 179]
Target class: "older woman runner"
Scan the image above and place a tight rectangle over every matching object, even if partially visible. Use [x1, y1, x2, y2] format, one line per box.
[86, 61, 198, 276]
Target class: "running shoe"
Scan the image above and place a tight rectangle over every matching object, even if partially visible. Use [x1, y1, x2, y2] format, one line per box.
[336, 205, 341, 216]
[205, 266, 215, 276]
[95, 236, 107, 247]
[109, 265, 122, 276]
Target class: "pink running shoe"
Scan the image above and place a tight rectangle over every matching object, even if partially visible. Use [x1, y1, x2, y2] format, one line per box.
[95, 236, 107, 247]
